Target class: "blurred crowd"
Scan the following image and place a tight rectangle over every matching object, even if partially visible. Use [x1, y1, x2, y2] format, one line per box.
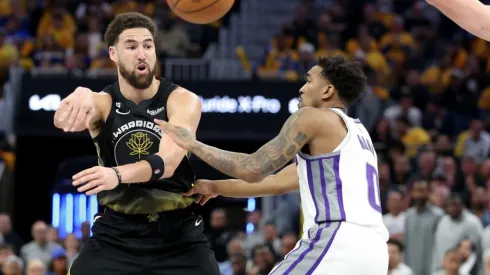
[0, 213, 89, 275]
[0, 0, 231, 91]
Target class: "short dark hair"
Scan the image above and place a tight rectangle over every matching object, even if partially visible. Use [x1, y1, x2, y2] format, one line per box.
[104, 12, 156, 47]
[387, 239, 404, 252]
[317, 55, 367, 105]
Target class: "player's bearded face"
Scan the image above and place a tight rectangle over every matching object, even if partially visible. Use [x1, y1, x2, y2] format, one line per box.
[118, 60, 156, 90]
[113, 28, 157, 90]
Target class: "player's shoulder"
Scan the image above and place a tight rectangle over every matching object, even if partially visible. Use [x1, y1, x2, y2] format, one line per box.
[168, 86, 199, 102]
[291, 107, 343, 130]
[93, 91, 112, 105]
[166, 84, 201, 111]
[291, 107, 332, 121]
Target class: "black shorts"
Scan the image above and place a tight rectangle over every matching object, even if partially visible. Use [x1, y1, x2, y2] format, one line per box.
[69, 207, 220, 275]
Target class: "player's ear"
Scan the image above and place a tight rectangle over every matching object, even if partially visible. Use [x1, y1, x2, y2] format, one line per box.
[322, 85, 334, 100]
[109, 46, 118, 63]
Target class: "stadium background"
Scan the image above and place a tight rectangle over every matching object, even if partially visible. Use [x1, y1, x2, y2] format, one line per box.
[2, 0, 490, 274]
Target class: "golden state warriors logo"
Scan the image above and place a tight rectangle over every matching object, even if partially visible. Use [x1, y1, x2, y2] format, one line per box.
[114, 130, 161, 166]
[127, 132, 153, 157]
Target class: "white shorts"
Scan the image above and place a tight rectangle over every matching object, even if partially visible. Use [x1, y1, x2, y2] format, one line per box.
[269, 222, 388, 275]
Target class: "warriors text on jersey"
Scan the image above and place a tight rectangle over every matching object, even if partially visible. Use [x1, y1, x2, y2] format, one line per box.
[295, 108, 389, 240]
[92, 78, 195, 214]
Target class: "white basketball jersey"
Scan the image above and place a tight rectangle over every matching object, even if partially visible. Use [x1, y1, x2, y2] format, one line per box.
[296, 108, 389, 241]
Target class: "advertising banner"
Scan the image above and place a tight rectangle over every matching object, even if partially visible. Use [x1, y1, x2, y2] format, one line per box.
[16, 73, 303, 140]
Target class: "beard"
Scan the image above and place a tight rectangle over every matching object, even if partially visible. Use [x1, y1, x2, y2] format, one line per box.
[119, 62, 156, 89]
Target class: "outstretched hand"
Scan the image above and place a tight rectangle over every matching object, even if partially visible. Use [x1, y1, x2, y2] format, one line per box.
[54, 87, 96, 132]
[182, 179, 218, 206]
[154, 119, 196, 150]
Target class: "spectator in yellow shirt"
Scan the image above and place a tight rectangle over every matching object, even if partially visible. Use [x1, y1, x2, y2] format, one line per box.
[345, 24, 378, 56]
[315, 33, 343, 59]
[37, 5, 76, 43]
[396, 116, 431, 157]
[379, 16, 414, 49]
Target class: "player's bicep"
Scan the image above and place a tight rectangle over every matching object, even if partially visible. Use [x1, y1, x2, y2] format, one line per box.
[251, 108, 318, 177]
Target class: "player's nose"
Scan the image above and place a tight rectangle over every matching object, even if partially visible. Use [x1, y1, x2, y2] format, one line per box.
[136, 49, 146, 61]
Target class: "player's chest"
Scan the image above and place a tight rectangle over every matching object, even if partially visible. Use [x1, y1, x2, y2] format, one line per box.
[109, 117, 163, 165]
[111, 101, 167, 139]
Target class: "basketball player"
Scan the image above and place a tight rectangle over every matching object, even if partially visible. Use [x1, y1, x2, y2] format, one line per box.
[53, 12, 220, 275]
[156, 55, 390, 274]
[426, 0, 490, 41]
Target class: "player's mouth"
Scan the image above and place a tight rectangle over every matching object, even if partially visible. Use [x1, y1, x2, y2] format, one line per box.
[298, 91, 304, 101]
[136, 64, 148, 74]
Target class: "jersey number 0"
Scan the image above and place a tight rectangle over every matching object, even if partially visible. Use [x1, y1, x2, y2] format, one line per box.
[366, 163, 382, 213]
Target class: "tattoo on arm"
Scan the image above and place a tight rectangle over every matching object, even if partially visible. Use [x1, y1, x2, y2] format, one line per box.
[190, 109, 311, 181]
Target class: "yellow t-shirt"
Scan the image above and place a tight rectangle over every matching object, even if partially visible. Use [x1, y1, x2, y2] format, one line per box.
[402, 128, 431, 157]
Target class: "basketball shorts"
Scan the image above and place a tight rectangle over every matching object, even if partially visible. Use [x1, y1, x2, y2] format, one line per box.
[68, 207, 220, 275]
[269, 222, 388, 275]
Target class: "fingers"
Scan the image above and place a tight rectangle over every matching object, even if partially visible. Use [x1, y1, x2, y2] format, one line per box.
[76, 180, 102, 193]
[65, 106, 80, 132]
[73, 167, 98, 183]
[154, 119, 169, 129]
[71, 108, 88, 131]
[61, 103, 74, 132]
[57, 100, 71, 121]
[200, 196, 212, 206]
[193, 194, 213, 206]
[73, 172, 100, 187]
[194, 194, 203, 204]
[85, 185, 106, 196]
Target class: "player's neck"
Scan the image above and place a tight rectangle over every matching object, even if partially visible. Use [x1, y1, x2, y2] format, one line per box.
[320, 102, 346, 112]
[118, 77, 160, 105]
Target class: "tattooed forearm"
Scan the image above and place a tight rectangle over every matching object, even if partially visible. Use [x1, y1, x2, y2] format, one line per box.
[190, 143, 263, 181]
[188, 109, 312, 182]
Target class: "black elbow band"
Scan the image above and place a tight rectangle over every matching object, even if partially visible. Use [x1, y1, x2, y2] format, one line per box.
[142, 155, 165, 182]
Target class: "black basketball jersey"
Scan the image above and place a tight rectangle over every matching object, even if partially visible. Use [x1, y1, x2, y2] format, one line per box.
[93, 78, 195, 214]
